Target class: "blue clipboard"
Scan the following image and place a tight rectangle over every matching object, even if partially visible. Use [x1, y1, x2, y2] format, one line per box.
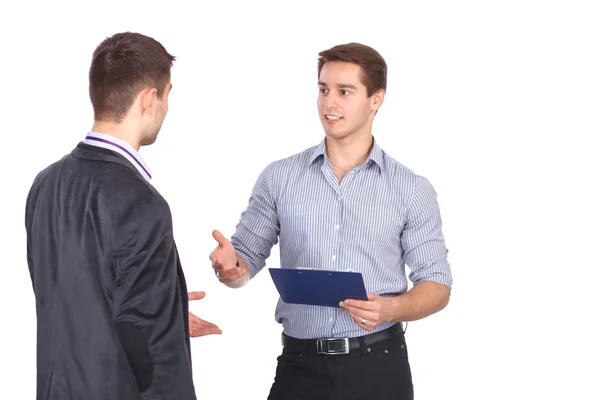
[268, 268, 368, 308]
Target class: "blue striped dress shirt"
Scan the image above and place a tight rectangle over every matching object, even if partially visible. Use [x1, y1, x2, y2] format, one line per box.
[231, 137, 452, 339]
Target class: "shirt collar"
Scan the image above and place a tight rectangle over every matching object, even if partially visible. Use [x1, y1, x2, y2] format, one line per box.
[83, 131, 152, 182]
[309, 139, 327, 164]
[309, 136, 384, 173]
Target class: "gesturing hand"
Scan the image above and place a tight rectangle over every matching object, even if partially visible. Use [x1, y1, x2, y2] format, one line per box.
[188, 291, 222, 337]
[209, 230, 244, 284]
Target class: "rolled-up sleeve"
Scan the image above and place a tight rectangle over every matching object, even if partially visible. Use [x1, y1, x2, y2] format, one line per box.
[401, 176, 453, 291]
[231, 163, 280, 278]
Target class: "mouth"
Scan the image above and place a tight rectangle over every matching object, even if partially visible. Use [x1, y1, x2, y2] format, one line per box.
[325, 114, 343, 121]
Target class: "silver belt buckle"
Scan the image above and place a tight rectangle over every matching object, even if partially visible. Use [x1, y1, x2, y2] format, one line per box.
[316, 337, 350, 355]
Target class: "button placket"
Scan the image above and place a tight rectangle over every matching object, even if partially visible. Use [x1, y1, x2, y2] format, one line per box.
[333, 195, 343, 268]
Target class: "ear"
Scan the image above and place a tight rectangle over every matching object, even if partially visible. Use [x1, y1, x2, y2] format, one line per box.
[140, 87, 158, 116]
[370, 89, 385, 112]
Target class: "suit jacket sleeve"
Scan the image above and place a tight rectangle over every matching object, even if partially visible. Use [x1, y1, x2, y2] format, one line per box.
[112, 195, 196, 399]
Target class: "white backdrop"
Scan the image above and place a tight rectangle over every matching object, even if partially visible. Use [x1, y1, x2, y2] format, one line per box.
[1, 1, 598, 399]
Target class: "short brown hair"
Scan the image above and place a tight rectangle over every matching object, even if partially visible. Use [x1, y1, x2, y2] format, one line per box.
[89, 32, 175, 122]
[317, 43, 387, 97]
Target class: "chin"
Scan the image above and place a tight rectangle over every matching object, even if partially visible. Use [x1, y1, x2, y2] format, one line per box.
[323, 128, 349, 140]
[140, 134, 158, 146]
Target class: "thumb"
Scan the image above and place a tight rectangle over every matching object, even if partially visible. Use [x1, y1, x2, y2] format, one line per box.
[188, 291, 206, 301]
[212, 230, 230, 248]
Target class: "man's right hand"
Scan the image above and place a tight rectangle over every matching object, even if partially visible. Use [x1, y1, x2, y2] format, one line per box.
[209, 230, 246, 284]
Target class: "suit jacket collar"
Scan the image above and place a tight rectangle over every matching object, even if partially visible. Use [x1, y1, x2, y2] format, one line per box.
[71, 142, 147, 182]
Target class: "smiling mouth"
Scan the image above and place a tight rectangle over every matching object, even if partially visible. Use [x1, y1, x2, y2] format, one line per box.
[325, 115, 343, 120]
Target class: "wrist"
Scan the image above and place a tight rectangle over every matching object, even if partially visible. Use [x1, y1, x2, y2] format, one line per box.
[385, 296, 401, 322]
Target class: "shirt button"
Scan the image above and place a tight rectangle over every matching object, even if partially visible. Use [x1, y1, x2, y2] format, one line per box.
[332, 255, 336, 261]
[334, 224, 340, 230]
[329, 317, 333, 322]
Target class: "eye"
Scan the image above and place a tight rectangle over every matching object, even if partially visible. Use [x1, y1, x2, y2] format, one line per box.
[319, 88, 329, 94]
[340, 89, 350, 96]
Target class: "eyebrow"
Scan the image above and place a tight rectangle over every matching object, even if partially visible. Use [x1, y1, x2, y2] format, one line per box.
[318, 81, 358, 90]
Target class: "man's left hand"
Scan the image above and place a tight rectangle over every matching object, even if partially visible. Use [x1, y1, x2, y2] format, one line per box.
[188, 291, 222, 337]
[339, 292, 395, 331]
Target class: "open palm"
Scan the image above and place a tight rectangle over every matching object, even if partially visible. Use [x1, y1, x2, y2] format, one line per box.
[188, 291, 222, 337]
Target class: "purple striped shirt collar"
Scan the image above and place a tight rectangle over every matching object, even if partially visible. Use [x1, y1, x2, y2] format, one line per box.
[83, 131, 152, 182]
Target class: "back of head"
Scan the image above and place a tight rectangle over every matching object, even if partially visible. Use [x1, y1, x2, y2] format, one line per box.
[317, 43, 387, 97]
[89, 32, 175, 123]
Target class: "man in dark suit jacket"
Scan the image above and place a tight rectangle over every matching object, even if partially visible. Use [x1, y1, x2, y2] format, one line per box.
[24, 32, 218, 400]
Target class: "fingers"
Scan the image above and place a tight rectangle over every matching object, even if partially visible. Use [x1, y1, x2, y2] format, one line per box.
[209, 249, 228, 273]
[189, 321, 223, 337]
[339, 295, 383, 331]
[189, 313, 219, 328]
[209, 244, 225, 264]
[341, 303, 379, 322]
[340, 298, 381, 312]
[212, 229, 230, 248]
[188, 291, 206, 301]
[215, 267, 244, 283]
[210, 232, 236, 272]
[188, 313, 223, 337]
[346, 310, 375, 331]
[196, 320, 220, 332]
[190, 326, 222, 337]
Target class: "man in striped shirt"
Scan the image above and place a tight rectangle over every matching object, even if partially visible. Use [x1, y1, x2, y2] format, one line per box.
[210, 43, 452, 400]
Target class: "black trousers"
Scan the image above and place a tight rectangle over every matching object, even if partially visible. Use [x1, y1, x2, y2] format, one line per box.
[267, 325, 413, 400]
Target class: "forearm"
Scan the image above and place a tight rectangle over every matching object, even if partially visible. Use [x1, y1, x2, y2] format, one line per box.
[388, 281, 450, 322]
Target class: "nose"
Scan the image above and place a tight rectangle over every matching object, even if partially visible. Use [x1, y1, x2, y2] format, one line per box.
[325, 92, 338, 111]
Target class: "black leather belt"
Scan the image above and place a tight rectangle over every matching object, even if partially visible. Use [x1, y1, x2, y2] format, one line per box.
[282, 323, 404, 355]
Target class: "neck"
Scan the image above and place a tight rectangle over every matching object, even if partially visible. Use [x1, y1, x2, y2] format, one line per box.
[91, 120, 140, 150]
[325, 132, 373, 171]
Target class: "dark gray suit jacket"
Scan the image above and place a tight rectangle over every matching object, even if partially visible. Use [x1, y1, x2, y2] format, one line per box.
[25, 142, 196, 399]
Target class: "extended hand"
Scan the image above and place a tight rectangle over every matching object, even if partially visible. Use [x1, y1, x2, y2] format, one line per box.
[209, 230, 245, 283]
[188, 291, 222, 337]
[339, 292, 395, 331]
